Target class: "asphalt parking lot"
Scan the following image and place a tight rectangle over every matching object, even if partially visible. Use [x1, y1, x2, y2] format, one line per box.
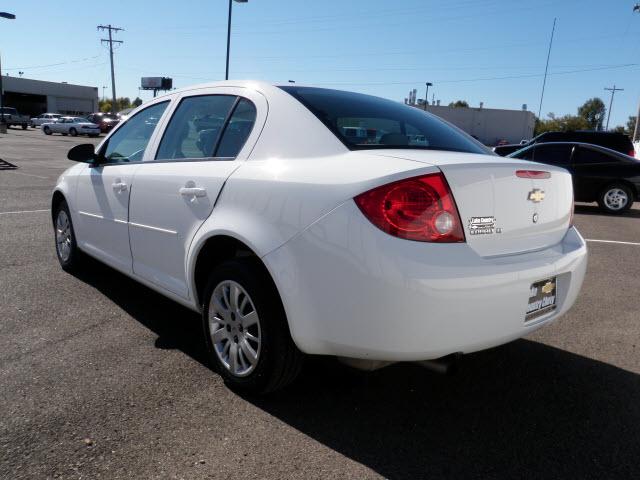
[1, 127, 639, 480]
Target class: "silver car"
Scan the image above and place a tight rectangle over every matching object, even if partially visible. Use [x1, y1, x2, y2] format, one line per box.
[42, 116, 100, 137]
[31, 113, 62, 128]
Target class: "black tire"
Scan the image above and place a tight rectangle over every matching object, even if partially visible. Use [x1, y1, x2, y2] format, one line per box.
[21, 124, 27, 130]
[597, 183, 634, 214]
[88, 134, 99, 138]
[53, 200, 84, 272]
[43, 126, 52, 135]
[69, 128, 77, 137]
[202, 258, 303, 394]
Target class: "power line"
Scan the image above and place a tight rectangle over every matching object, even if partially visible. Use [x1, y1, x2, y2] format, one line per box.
[98, 24, 124, 111]
[538, 18, 557, 118]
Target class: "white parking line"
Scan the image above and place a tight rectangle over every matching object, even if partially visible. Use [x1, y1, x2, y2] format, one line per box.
[586, 239, 640, 246]
[6, 171, 49, 179]
[0, 209, 49, 215]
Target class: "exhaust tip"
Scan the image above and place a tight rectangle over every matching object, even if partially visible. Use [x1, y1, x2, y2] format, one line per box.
[416, 353, 462, 375]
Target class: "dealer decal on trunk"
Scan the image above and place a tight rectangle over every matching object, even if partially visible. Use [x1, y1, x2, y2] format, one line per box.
[468, 216, 502, 235]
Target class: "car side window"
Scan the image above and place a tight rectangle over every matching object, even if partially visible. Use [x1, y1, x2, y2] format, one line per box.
[215, 98, 257, 157]
[574, 147, 615, 165]
[101, 101, 169, 164]
[155, 95, 237, 161]
[527, 144, 572, 166]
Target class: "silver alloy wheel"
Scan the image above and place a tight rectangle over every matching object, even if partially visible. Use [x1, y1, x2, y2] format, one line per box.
[604, 188, 628, 211]
[208, 280, 262, 377]
[55, 210, 72, 262]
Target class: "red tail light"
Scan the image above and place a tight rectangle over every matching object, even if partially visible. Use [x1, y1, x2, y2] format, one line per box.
[629, 149, 636, 157]
[354, 172, 465, 242]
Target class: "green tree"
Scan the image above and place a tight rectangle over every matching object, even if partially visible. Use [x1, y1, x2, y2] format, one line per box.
[577, 97, 606, 130]
[99, 100, 112, 113]
[626, 116, 637, 136]
[448, 100, 469, 108]
[534, 113, 589, 135]
[132, 97, 143, 107]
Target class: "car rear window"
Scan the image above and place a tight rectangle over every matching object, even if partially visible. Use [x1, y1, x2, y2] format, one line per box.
[279, 86, 489, 154]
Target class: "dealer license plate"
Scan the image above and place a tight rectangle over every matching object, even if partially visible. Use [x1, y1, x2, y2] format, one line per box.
[526, 277, 557, 322]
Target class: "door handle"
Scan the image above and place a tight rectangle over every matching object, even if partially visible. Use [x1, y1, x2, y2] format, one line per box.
[112, 181, 127, 193]
[179, 186, 207, 198]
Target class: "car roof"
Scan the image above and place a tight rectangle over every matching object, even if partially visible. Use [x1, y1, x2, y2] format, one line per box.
[510, 141, 636, 159]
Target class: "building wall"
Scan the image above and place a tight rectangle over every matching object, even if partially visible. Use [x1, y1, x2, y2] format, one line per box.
[418, 104, 536, 146]
[2, 77, 99, 116]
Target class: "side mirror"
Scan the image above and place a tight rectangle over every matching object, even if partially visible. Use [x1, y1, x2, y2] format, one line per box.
[67, 144, 97, 164]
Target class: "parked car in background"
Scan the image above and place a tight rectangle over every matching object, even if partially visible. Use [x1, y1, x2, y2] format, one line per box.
[0, 107, 30, 129]
[51, 81, 586, 394]
[494, 131, 635, 157]
[509, 142, 640, 213]
[86, 112, 119, 133]
[31, 113, 62, 128]
[42, 116, 100, 137]
[117, 108, 133, 121]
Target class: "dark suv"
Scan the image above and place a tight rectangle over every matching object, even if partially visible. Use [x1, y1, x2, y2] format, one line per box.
[494, 131, 635, 157]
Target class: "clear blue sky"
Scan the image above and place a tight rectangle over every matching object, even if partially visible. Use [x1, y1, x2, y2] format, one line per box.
[3, 0, 640, 127]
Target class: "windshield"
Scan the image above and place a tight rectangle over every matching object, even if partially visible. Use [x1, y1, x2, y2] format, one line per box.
[1, 107, 17, 114]
[279, 86, 489, 154]
[100, 113, 118, 120]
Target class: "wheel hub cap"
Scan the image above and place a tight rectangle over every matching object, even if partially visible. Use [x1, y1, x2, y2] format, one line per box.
[55, 211, 72, 262]
[208, 280, 261, 377]
[605, 188, 628, 210]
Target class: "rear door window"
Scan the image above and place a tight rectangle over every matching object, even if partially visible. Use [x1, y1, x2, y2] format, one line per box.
[215, 98, 257, 158]
[155, 95, 237, 160]
[526, 144, 573, 166]
[574, 147, 618, 165]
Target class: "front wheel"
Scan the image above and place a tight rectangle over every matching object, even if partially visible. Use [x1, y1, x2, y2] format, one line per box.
[43, 126, 52, 135]
[69, 128, 77, 137]
[598, 184, 634, 214]
[53, 200, 84, 271]
[202, 258, 303, 394]
[21, 124, 27, 130]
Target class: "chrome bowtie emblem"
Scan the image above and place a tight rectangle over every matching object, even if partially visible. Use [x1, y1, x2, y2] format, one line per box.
[541, 281, 555, 294]
[528, 189, 545, 203]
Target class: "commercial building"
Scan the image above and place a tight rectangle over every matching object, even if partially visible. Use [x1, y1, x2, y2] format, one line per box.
[408, 100, 536, 146]
[1, 76, 99, 117]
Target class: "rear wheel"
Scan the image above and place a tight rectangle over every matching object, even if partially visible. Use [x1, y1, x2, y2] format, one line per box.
[202, 258, 303, 394]
[69, 128, 78, 137]
[53, 200, 84, 271]
[21, 124, 27, 130]
[598, 184, 634, 214]
[43, 126, 52, 135]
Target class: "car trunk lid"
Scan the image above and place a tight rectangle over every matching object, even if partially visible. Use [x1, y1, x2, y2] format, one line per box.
[369, 150, 573, 257]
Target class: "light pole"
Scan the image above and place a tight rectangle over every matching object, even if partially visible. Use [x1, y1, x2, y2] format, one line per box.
[0, 12, 16, 129]
[102, 86, 107, 102]
[424, 82, 432, 110]
[225, 0, 248, 81]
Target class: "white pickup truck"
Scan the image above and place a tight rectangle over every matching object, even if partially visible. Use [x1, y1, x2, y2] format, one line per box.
[1, 107, 30, 129]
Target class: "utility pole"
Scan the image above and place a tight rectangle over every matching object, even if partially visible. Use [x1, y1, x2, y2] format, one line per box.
[604, 85, 623, 131]
[97, 24, 123, 112]
[538, 18, 556, 119]
[633, 4, 640, 141]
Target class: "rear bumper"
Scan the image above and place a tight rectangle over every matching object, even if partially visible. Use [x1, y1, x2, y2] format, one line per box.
[264, 201, 588, 361]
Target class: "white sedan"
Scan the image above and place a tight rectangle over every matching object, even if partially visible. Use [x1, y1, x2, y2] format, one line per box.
[42, 116, 100, 137]
[51, 81, 587, 393]
[31, 113, 62, 127]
